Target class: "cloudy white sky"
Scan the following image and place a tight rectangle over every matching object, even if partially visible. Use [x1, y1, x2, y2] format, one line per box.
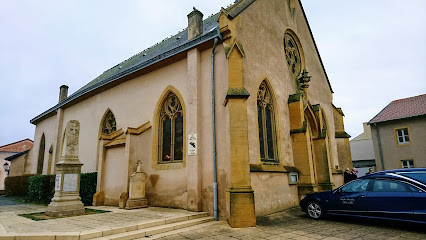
[0, 0, 425, 146]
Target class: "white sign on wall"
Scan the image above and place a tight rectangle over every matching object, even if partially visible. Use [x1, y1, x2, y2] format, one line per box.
[63, 174, 78, 192]
[188, 133, 197, 156]
[55, 174, 62, 191]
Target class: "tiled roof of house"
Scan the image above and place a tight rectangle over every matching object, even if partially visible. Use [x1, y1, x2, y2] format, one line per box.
[0, 139, 33, 152]
[369, 94, 426, 124]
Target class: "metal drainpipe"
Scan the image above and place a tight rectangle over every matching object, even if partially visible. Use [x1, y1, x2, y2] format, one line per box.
[211, 37, 219, 221]
[374, 123, 385, 170]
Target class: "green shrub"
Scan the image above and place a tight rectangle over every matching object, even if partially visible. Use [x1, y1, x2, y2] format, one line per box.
[80, 172, 97, 206]
[27, 174, 55, 204]
[26, 172, 97, 206]
[4, 175, 35, 196]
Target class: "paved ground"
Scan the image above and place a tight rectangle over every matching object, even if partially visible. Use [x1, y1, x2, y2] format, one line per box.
[0, 195, 207, 236]
[149, 208, 426, 240]
[1, 195, 425, 239]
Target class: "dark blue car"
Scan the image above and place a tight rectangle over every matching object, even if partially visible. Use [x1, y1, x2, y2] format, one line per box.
[299, 168, 426, 224]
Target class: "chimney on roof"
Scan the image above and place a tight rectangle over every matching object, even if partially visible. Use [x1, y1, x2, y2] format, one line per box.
[59, 85, 69, 103]
[187, 7, 203, 40]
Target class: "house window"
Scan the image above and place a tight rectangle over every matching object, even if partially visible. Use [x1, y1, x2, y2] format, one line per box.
[257, 81, 278, 162]
[159, 92, 183, 163]
[401, 160, 414, 168]
[396, 128, 410, 144]
[102, 110, 117, 134]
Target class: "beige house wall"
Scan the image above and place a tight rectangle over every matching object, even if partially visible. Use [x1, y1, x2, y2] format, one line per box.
[371, 116, 426, 170]
[29, 45, 229, 216]
[0, 152, 15, 190]
[25, 116, 57, 175]
[8, 153, 27, 177]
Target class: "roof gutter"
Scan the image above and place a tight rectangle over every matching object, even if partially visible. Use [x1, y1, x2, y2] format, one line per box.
[30, 28, 222, 125]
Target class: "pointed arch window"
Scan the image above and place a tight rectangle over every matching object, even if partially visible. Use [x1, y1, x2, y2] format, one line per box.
[101, 110, 117, 135]
[257, 81, 278, 162]
[37, 134, 45, 174]
[159, 92, 184, 163]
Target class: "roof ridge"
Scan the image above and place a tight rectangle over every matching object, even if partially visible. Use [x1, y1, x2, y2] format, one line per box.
[0, 138, 33, 149]
[393, 93, 426, 102]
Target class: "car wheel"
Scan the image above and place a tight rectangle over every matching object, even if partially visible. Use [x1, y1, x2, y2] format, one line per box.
[306, 201, 324, 219]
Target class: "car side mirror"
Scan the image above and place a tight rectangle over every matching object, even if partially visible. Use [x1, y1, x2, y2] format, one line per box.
[337, 188, 343, 195]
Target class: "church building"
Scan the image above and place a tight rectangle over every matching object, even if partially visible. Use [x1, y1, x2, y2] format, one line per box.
[24, 0, 352, 227]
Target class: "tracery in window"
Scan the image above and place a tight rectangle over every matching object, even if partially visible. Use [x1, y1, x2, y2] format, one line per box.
[257, 81, 278, 162]
[102, 110, 117, 134]
[284, 33, 302, 79]
[159, 92, 183, 163]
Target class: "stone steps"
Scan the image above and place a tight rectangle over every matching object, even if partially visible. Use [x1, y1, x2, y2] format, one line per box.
[91, 213, 213, 240]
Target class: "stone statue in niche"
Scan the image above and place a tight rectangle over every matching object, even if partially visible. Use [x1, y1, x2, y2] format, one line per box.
[102, 111, 117, 134]
[125, 160, 148, 209]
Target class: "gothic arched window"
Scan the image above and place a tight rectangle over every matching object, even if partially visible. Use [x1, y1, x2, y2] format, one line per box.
[159, 92, 183, 163]
[37, 134, 45, 174]
[257, 81, 278, 162]
[101, 110, 117, 134]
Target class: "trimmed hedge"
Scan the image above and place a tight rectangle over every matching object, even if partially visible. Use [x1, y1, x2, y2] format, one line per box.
[27, 174, 56, 204]
[4, 175, 35, 196]
[79, 172, 97, 206]
[7, 172, 97, 206]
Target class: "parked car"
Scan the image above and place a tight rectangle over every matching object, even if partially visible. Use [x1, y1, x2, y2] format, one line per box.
[300, 168, 426, 224]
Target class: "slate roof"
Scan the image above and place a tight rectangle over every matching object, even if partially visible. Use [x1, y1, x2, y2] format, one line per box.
[30, 0, 334, 124]
[5, 150, 30, 161]
[30, 12, 222, 124]
[369, 94, 426, 124]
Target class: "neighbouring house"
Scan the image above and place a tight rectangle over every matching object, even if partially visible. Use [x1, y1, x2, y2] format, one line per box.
[0, 139, 33, 190]
[21, 0, 352, 227]
[369, 94, 426, 171]
[350, 123, 376, 176]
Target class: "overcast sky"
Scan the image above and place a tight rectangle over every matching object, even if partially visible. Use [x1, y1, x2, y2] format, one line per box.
[0, 0, 425, 147]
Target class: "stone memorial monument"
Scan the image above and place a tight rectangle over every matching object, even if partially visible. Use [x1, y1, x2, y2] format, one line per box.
[125, 161, 148, 209]
[46, 120, 85, 217]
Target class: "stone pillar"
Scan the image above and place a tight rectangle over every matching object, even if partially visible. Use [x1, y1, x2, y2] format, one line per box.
[46, 120, 85, 217]
[225, 41, 255, 228]
[186, 48, 202, 211]
[53, 108, 64, 174]
[333, 107, 352, 170]
[125, 161, 148, 209]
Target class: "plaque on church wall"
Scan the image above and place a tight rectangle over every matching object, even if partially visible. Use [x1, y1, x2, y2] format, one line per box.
[63, 174, 78, 192]
[55, 174, 62, 191]
[188, 133, 197, 156]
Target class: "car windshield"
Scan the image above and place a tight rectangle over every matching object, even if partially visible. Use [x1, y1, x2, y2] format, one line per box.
[397, 171, 426, 184]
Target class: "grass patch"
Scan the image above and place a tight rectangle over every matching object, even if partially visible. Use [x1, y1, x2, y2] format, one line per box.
[18, 208, 110, 221]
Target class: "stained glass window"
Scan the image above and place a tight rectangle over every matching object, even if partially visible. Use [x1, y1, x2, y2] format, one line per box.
[284, 33, 302, 79]
[257, 81, 278, 162]
[159, 92, 184, 163]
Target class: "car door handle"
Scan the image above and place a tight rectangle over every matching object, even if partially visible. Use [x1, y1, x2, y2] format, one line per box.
[358, 195, 365, 198]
